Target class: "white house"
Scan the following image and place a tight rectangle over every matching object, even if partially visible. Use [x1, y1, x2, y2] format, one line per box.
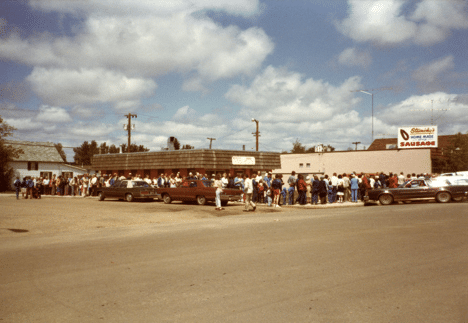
[5, 140, 88, 187]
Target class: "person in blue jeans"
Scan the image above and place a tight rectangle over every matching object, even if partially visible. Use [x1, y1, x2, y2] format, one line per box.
[287, 184, 295, 205]
[311, 175, 320, 205]
[14, 177, 21, 200]
[350, 174, 359, 202]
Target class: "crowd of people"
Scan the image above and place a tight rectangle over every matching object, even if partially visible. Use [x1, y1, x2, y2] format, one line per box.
[13, 170, 427, 212]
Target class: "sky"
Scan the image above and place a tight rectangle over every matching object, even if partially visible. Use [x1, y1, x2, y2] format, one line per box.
[1, 0, 468, 161]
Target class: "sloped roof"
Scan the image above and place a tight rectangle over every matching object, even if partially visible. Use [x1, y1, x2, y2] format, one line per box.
[4, 140, 65, 163]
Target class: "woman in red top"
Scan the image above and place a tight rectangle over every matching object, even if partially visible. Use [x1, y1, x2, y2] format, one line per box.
[297, 174, 307, 205]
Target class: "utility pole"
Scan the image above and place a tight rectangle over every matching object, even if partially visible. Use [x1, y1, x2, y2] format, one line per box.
[207, 137, 216, 149]
[352, 141, 361, 150]
[251, 118, 260, 151]
[124, 113, 137, 152]
[350, 87, 392, 144]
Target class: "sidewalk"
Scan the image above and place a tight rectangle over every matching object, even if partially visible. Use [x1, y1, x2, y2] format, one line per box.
[253, 201, 365, 209]
[1, 192, 367, 208]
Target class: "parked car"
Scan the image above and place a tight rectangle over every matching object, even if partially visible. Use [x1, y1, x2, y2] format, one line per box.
[366, 178, 468, 205]
[97, 180, 161, 202]
[155, 180, 243, 206]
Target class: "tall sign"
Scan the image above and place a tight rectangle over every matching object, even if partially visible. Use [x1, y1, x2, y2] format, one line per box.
[398, 126, 438, 149]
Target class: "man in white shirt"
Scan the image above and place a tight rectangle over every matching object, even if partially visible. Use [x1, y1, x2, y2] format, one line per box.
[243, 174, 256, 212]
[221, 173, 229, 188]
[90, 174, 98, 196]
[398, 172, 405, 185]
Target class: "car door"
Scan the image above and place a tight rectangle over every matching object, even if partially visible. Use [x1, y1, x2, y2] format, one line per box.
[406, 180, 433, 199]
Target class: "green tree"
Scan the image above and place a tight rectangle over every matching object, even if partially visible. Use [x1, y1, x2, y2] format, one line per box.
[290, 139, 306, 153]
[121, 143, 150, 153]
[182, 144, 194, 149]
[446, 132, 468, 172]
[55, 143, 67, 162]
[0, 117, 23, 191]
[73, 140, 99, 165]
[173, 138, 181, 150]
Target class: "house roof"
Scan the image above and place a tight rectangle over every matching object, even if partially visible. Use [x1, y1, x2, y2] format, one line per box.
[367, 134, 458, 151]
[4, 140, 65, 163]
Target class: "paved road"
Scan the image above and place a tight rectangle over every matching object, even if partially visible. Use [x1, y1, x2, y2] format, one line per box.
[1, 197, 467, 322]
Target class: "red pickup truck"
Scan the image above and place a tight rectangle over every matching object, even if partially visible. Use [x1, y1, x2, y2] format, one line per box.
[156, 180, 243, 206]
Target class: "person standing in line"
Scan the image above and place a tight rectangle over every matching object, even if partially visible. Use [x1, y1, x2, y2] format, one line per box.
[252, 175, 258, 203]
[318, 176, 327, 204]
[43, 177, 50, 195]
[26, 177, 34, 199]
[287, 181, 295, 206]
[287, 171, 296, 205]
[398, 172, 405, 186]
[222, 173, 229, 189]
[361, 173, 371, 201]
[389, 173, 398, 188]
[337, 174, 344, 203]
[81, 175, 88, 197]
[243, 173, 256, 212]
[14, 176, 21, 200]
[271, 174, 283, 208]
[297, 174, 307, 205]
[214, 174, 224, 211]
[379, 171, 387, 188]
[263, 172, 272, 205]
[306, 176, 312, 205]
[330, 173, 338, 203]
[311, 175, 320, 205]
[343, 173, 350, 202]
[350, 174, 359, 203]
[51, 174, 56, 195]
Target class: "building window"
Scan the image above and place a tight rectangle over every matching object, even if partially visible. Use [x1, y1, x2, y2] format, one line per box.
[299, 163, 303, 168]
[306, 163, 310, 168]
[28, 162, 39, 171]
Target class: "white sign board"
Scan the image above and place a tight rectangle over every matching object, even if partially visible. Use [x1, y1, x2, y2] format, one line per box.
[232, 156, 256, 165]
[398, 126, 438, 149]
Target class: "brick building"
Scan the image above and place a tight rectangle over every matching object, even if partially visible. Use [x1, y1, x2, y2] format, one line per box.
[91, 149, 281, 179]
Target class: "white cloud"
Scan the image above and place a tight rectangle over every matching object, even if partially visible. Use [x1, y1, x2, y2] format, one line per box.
[337, 47, 372, 68]
[336, 0, 417, 45]
[412, 55, 455, 91]
[375, 92, 467, 132]
[336, 0, 468, 46]
[0, 9, 273, 86]
[36, 105, 72, 123]
[172, 106, 197, 123]
[225, 66, 363, 123]
[26, 67, 157, 106]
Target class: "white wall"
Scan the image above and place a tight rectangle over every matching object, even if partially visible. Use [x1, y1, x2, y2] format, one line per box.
[9, 162, 88, 188]
[274, 149, 432, 177]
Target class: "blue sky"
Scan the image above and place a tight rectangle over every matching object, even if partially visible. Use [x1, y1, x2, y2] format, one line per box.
[1, 0, 467, 161]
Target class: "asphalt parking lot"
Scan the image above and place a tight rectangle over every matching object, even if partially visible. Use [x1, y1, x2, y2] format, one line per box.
[0, 194, 365, 237]
[1, 194, 468, 322]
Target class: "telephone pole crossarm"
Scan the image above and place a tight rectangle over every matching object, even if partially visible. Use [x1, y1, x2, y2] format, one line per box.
[207, 137, 216, 149]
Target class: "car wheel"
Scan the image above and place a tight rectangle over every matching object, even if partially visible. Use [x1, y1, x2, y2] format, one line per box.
[126, 193, 134, 202]
[98, 192, 105, 201]
[163, 194, 172, 204]
[436, 191, 451, 203]
[379, 194, 394, 205]
[221, 201, 228, 207]
[196, 196, 206, 205]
